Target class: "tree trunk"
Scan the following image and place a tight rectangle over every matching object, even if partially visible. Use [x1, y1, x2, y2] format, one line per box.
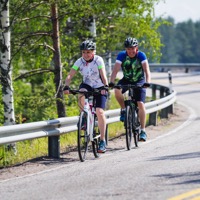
[0, 0, 15, 126]
[51, 3, 66, 118]
[48, 3, 65, 158]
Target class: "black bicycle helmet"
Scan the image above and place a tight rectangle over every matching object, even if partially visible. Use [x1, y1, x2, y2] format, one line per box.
[80, 40, 96, 50]
[124, 37, 138, 48]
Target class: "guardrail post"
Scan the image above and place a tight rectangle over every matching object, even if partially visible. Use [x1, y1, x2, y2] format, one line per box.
[160, 108, 168, 119]
[160, 87, 165, 98]
[152, 84, 156, 100]
[168, 104, 174, 114]
[148, 111, 158, 126]
[168, 71, 172, 93]
[48, 136, 60, 158]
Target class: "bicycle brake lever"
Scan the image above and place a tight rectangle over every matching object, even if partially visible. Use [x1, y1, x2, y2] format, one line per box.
[143, 83, 151, 88]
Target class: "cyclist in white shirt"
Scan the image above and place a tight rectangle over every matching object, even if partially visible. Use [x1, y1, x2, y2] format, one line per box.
[63, 40, 108, 153]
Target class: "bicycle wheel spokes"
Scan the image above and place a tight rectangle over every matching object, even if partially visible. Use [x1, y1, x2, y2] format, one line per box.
[92, 116, 100, 158]
[132, 108, 139, 147]
[78, 112, 89, 162]
[125, 106, 133, 150]
[133, 128, 139, 147]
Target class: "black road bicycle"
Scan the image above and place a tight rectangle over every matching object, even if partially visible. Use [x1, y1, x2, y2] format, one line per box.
[113, 83, 150, 150]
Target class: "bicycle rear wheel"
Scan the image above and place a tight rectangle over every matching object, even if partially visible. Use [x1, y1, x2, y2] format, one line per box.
[125, 105, 133, 150]
[77, 112, 89, 162]
[92, 116, 100, 158]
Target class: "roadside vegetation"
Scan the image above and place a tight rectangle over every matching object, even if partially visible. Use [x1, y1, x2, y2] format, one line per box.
[0, 93, 124, 167]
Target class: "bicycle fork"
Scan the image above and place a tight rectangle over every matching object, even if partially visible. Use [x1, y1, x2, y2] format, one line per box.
[84, 99, 95, 142]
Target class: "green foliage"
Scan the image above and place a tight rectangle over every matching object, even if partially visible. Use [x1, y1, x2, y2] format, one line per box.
[13, 73, 59, 122]
[3, 0, 164, 123]
[158, 17, 200, 63]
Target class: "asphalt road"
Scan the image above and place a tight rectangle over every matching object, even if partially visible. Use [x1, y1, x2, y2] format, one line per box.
[0, 72, 200, 200]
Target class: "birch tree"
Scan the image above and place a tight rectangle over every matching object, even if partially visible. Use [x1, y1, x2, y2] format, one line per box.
[0, 0, 15, 126]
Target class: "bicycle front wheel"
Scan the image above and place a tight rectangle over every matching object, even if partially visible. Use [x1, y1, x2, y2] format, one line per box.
[77, 112, 89, 162]
[132, 107, 139, 147]
[92, 115, 100, 158]
[125, 105, 133, 150]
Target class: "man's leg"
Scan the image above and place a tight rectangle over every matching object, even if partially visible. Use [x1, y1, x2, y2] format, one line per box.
[115, 88, 126, 122]
[114, 88, 125, 109]
[137, 101, 146, 129]
[137, 101, 147, 141]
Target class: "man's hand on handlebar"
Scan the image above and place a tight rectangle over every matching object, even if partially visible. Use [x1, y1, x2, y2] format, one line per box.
[108, 82, 115, 89]
[142, 83, 151, 88]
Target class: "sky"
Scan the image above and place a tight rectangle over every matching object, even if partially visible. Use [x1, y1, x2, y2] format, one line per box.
[154, 0, 200, 23]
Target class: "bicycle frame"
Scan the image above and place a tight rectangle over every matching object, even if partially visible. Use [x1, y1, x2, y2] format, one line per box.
[124, 87, 140, 128]
[83, 96, 97, 142]
[113, 84, 145, 149]
[69, 88, 103, 161]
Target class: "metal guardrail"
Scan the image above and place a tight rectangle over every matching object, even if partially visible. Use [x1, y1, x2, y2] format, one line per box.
[150, 63, 200, 73]
[0, 83, 176, 157]
[0, 84, 176, 143]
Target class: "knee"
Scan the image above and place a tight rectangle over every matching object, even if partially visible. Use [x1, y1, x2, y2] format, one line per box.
[114, 89, 121, 97]
[96, 108, 105, 118]
[137, 102, 145, 110]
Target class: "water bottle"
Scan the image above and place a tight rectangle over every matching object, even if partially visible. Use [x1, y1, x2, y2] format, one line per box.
[84, 98, 90, 112]
[88, 97, 94, 113]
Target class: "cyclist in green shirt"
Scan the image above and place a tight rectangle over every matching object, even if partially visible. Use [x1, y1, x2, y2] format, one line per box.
[109, 37, 151, 141]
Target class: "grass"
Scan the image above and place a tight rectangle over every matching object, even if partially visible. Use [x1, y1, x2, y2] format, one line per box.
[0, 93, 153, 168]
[0, 93, 124, 168]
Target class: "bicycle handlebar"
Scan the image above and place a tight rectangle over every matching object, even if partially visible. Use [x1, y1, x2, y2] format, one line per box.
[69, 87, 108, 96]
[111, 83, 150, 90]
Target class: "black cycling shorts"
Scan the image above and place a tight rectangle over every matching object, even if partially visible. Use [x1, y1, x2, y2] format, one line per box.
[117, 78, 146, 103]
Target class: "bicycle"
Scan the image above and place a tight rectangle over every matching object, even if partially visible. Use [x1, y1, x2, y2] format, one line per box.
[69, 88, 107, 162]
[113, 83, 150, 150]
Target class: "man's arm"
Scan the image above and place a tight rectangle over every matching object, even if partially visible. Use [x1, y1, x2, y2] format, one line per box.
[142, 61, 151, 83]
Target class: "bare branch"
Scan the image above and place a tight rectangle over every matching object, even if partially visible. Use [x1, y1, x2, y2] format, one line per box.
[14, 68, 54, 81]
[20, 15, 51, 22]
[38, 43, 55, 52]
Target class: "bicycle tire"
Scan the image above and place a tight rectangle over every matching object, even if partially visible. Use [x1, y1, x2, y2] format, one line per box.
[132, 106, 139, 147]
[92, 115, 100, 158]
[77, 112, 89, 162]
[125, 105, 133, 150]
[105, 124, 108, 146]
